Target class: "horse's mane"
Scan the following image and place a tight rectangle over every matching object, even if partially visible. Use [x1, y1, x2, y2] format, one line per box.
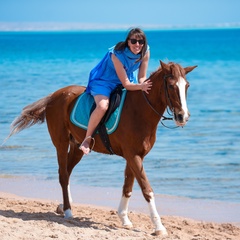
[149, 62, 184, 80]
[149, 66, 162, 78]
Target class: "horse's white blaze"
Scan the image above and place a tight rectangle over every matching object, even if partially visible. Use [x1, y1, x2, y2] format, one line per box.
[148, 192, 167, 234]
[118, 194, 133, 227]
[176, 76, 189, 120]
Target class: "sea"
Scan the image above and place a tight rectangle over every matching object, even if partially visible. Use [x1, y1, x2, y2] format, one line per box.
[0, 28, 240, 203]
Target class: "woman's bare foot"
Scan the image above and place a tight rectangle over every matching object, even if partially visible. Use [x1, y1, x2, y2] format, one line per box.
[80, 141, 90, 155]
[79, 136, 95, 155]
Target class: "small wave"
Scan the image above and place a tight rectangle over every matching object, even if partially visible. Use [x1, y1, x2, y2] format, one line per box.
[0, 145, 25, 150]
[0, 174, 23, 179]
[212, 162, 240, 167]
[200, 109, 233, 113]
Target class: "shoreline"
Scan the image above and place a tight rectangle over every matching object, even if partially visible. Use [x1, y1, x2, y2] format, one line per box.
[0, 176, 239, 226]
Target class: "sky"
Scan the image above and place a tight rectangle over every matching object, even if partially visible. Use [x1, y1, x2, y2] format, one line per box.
[0, 0, 240, 30]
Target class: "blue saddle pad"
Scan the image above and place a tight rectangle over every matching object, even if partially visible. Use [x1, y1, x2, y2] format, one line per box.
[70, 89, 127, 134]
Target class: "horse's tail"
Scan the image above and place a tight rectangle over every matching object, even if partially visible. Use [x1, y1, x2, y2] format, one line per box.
[7, 93, 53, 139]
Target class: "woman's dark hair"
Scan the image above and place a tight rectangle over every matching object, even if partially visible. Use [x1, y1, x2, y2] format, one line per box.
[114, 28, 148, 62]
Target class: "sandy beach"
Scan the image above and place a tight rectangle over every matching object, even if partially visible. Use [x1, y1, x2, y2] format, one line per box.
[0, 192, 240, 240]
[0, 177, 240, 240]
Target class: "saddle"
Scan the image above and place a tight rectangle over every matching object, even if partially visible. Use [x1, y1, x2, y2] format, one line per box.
[70, 85, 126, 154]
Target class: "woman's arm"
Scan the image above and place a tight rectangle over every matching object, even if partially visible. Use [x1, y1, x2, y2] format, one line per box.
[138, 50, 150, 83]
[111, 53, 152, 94]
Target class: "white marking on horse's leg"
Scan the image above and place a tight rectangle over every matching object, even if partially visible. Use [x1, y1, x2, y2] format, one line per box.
[68, 184, 73, 203]
[64, 208, 73, 219]
[118, 193, 133, 228]
[177, 77, 189, 121]
[57, 204, 73, 219]
[148, 192, 168, 236]
[62, 185, 73, 218]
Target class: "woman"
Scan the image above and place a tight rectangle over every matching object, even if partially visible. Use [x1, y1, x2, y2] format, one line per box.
[80, 28, 152, 155]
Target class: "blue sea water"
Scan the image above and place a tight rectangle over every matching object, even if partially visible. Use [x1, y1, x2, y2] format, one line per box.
[0, 29, 240, 203]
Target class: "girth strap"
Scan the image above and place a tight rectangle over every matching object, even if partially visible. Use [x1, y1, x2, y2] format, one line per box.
[92, 85, 123, 154]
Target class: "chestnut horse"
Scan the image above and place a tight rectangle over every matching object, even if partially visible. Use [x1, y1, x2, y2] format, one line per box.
[8, 61, 196, 236]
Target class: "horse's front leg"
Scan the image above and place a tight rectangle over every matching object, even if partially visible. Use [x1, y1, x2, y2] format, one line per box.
[127, 155, 168, 236]
[147, 192, 168, 236]
[118, 163, 134, 228]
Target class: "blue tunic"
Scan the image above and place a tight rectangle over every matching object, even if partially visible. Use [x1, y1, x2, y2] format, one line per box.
[85, 46, 149, 97]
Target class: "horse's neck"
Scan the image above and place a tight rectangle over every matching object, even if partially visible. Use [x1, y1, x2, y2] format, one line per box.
[125, 73, 166, 129]
[146, 71, 167, 116]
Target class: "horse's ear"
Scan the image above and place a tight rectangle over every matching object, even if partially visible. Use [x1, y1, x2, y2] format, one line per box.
[160, 60, 170, 72]
[184, 65, 197, 74]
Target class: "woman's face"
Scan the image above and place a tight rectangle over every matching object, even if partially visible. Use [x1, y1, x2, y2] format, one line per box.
[128, 34, 145, 55]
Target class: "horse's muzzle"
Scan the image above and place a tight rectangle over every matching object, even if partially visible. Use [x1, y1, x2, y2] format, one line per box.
[174, 111, 190, 127]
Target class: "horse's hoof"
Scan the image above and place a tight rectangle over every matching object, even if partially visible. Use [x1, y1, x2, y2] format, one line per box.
[56, 204, 64, 215]
[155, 229, 168, 236]
[64, 208, 73, 219]
[123, 223, 133, 229]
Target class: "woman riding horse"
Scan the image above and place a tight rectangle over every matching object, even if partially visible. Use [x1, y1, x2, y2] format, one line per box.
[8, 60, 197, 236]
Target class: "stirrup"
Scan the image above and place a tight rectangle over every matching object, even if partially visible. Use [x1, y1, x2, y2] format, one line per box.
[79, 136, 95, 153]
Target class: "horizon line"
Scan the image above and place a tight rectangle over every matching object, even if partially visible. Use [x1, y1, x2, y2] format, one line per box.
[0, 22, 240, 32]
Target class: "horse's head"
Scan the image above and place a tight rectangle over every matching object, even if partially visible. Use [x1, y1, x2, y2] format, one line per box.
[160, 61, 197, 127]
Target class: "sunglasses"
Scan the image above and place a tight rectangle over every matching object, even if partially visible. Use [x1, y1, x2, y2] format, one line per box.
[129, 39, 145, 45]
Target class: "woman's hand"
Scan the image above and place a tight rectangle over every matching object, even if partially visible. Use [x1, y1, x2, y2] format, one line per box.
[141, 80, 152, 94]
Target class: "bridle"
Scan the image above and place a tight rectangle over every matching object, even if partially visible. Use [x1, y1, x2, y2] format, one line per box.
[142, 74, 179, 129]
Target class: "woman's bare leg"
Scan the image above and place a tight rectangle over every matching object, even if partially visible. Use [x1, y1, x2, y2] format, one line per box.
[80, 95, 109, 154]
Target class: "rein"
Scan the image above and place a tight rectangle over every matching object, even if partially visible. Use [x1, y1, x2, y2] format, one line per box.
[142, 74, 179, 129]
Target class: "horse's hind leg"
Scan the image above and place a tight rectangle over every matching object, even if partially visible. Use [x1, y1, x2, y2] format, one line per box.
[118, 163, 134, 228]
[55, 140, 73, 218]
[66, 139, 84, 203]
[57, 140, 84, 218]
